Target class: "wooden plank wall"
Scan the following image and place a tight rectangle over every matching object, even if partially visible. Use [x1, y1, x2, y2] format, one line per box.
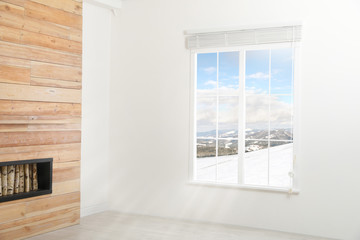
[0, 0, 82, 239]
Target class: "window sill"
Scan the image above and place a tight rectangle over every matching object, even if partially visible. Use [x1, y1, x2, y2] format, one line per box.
[187, 181, 300, 194]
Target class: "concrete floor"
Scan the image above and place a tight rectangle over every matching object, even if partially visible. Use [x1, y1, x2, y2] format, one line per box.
[27, 211, 333, 240]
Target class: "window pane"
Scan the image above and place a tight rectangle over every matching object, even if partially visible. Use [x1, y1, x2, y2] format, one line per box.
[219, 97, 238, 138]
[270, 48, 293, 95]
[217, 157, 238, 184]
[245, 94, 269, 139]
[245, 50, 269, 94]
[196, 139, 216, 158]
[244, 140, 268, 186]
[269, 141, 293, 187]
[197, 53, 217, 96]
[197, 97, 216, 138]
[219, 51, 239, 95]
[196, 157, 216, 182]
[218, 139, 238, 156]
[270, 95, 293, 140]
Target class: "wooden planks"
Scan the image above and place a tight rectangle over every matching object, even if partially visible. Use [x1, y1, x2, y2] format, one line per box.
[0, 25, 81, 54]
[52, 179, 80, 196]
[0, 0, 82, 238]
[0, 4, 82, 43]
[0, 115, 81, 125]
[0, 41, 82, 67]
[0, 83, 81, 103]
[0, 100, 81, 116]
[25, 192, 80, 216]
[0, 131, 81, 148]
[25, 1, 82, 30]
[0, 64, 30, 84]
[0, 1, 24, 15]
[21, 30, 82, 54]
[23, 15, 82, 42]
[0, 206, 80, 239]
[0, 143, 81, 163]
[0, 0, 25, 7]
[30, 0, 82, 15]
[53, 165, 80, 183]
[31, 62, 81, 82]
[0, 56, 30, 68]
[0, 203, 26, 222]
[31, 77, 82, 89]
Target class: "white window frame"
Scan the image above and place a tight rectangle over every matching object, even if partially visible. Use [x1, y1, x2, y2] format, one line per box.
[189, 42, 301, 193]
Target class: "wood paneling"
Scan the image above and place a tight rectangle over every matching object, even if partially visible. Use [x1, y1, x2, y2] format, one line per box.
[0, 7, 82, 42]
[0, 203, 26, 222]
[25, 1, 82, 29]
[31, 0, 82, 15]
[0, 100, 81, 116]
[52, 179, 80, 195]
[1, 0, 25, 7]
[23, 15, 82, 42]
[25, 192, 80, 216]
[0, 131, 81, 148]
[31, 77, 82, 89]
[0, 143, 81, 162]
[0, 56, 30, 68]
[0, 41, 82, 67]
[22, 30, 82, 54]
[53, 165, 80, 183]
[0, 0, 82, 238]
[0, 124, 81, 132]
[31, 62, 81, 82]
[0, 207, 80, 239]
[0, 83, 81, 103]
[0, 1, 24, 15]
[0, 64, 30, 84]
[0, 115, 81, 125]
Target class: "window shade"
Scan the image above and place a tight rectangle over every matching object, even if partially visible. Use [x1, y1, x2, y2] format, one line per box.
[186, 25, 301, 49]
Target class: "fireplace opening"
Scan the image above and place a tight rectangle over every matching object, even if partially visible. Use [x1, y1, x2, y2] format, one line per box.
[0, 158, 52, 203]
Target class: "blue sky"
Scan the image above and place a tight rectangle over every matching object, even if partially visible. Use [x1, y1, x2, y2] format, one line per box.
[196, 48, 294, 132]
[197, 48, 293, 97]
[197, 53, 217, 90]
[245, 48, 293, 96]
[219, 52, 239, 91]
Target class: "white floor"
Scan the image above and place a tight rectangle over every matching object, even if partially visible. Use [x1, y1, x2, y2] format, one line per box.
[28, 211, 333, 240]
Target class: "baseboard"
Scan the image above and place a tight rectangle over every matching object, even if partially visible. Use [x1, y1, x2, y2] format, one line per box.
[81, 202, 109, 217]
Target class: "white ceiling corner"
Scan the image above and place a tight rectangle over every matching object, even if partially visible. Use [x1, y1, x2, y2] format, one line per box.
[84, 0, 122, 10]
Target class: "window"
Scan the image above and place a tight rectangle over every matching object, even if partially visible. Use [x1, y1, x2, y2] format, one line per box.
[188, 26, 301, 190]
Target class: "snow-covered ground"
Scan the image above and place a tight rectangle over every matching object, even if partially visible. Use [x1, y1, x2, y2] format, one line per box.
[196, 143, 293, 187]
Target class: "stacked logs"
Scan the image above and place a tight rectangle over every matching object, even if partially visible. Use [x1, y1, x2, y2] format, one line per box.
[0, 164, 38, 197]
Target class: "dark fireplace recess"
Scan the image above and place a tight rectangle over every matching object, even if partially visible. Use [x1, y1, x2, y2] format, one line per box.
[0, 158, 52, 203]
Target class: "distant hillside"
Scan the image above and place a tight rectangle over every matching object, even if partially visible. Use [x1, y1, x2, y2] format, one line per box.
[196, 128, 293, 157]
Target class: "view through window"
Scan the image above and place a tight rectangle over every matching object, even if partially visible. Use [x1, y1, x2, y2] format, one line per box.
[195, 47, 294, 188]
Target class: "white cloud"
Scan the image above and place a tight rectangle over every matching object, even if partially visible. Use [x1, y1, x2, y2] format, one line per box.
[203, 67, 216, 74]
[246, 72, 269, 79]
[246, 94, 292, 129]
[204, 80, 217, 86]
[196, 87, 292, 131]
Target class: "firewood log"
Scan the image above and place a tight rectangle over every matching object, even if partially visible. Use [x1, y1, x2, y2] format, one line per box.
[1, 166, 7, 196]
[24, 164, 30, 192]
[32, 164, 38, 191]
[19, 165, 24, 193]
[0, 171, 2, 197]
[14, 165, 20, 194]
[7, 165, 15, 195]
[29, 165, 33, 191]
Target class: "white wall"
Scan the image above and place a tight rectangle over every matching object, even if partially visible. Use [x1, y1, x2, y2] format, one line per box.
[109, 0, 360, 239]
[82, 2, 112, 217]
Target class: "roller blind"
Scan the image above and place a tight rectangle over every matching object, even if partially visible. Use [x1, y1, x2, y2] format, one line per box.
[186, 25, 301, 49]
